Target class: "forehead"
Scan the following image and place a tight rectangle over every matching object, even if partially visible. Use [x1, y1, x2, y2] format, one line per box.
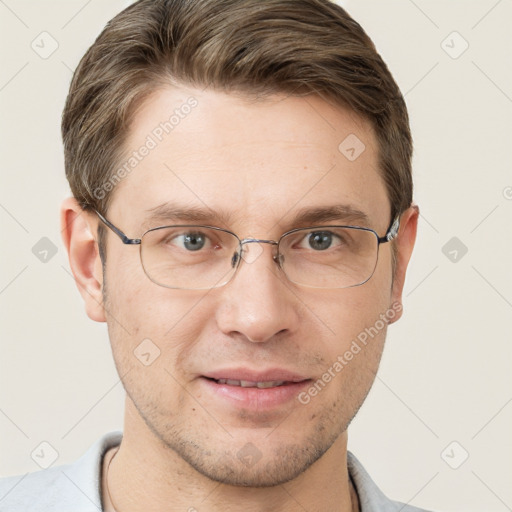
[111, 85, 389, 233]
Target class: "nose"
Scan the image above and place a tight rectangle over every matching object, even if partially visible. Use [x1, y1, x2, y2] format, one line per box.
[214, 241, 300, 344]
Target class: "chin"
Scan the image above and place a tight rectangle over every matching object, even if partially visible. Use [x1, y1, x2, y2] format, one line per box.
[157, 420, 344, 488]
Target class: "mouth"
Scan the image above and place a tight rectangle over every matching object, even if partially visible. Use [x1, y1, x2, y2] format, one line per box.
[199, 370, 312, 410]
[204, 377, 297, 389]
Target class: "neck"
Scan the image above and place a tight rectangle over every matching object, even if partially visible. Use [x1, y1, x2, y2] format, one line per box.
[102, 399, 359, 512]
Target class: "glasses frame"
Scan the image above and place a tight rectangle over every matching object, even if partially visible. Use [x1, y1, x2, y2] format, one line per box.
[94, 209, 401, 289]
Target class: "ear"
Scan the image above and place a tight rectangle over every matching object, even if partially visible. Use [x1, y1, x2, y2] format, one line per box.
[388, 204, 419, 324]
[60, 197, 106, 322]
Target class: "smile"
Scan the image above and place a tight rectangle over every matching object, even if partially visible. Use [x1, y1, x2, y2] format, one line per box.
[213, 379, 288, 388]
[199, 375, 312, 411]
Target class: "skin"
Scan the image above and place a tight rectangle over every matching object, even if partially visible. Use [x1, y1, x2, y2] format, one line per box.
[61, 85, 418, 512]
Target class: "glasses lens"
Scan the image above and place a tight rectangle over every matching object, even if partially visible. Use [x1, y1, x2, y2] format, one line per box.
[141, 226, 240, 289]
[278, 226, 379, 288]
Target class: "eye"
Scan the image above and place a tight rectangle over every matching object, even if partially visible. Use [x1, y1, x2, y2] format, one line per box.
[299, 231, 343, 251]
[170, 231, 211, 251]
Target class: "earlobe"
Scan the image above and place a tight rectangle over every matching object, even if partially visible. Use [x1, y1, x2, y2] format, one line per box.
[388, 204, 419, 325]
[60, 197, 106, 323]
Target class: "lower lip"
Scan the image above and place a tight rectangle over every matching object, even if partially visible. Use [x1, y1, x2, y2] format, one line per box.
[199, 377, 311, 410]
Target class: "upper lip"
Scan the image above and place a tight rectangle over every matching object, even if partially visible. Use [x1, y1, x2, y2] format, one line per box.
[202, 368, 311, 383]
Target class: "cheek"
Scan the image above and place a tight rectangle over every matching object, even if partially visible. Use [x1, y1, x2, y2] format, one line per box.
[314, 270, 392, 341]
[104, 253, 213, 376]
[310, 292, 390, 415]
[105, 247, 180, 333]
[306, 265, 393, 381]
[104, 283, 210, 419]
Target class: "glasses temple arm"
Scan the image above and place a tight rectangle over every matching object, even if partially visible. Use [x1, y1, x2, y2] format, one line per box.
[377, 215, 400, 244]
[94, 210, 141, 245]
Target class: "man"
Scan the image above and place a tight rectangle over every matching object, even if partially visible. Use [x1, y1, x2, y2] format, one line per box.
[0, 0, 430, 510]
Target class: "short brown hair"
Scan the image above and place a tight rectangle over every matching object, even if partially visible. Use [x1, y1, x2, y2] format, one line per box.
[62, 0, 413, 266]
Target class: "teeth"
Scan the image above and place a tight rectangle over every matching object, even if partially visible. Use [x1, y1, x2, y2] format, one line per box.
[240, 380, 258, 387]
[216, 379, 286, 388]
[256, 381, 285, 388]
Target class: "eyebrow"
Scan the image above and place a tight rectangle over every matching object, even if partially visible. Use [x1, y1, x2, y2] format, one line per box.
[142, 203, 234, 230]
[142, 202, 371, 231]
[286, 204, 371, 228]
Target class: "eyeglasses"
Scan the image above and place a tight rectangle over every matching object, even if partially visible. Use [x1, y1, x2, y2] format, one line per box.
[94, 210, 400, 290]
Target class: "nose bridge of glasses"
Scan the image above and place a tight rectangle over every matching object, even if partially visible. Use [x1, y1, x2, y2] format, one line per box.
[240, 238, 279, 247]
[235, 238, 280, 266]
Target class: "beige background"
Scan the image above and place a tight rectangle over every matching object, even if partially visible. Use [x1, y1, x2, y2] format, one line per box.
[1, 1, 511, 511]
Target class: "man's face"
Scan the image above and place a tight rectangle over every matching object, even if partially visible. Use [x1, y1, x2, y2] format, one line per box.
[98, 85, 401, 486]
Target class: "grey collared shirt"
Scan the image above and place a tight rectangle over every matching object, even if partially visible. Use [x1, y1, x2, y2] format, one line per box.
[0, 431, 433, 511]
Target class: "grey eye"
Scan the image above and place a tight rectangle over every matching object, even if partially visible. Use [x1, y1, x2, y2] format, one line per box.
[307, 231, 333, 251]
[182, 232, 206, 251]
